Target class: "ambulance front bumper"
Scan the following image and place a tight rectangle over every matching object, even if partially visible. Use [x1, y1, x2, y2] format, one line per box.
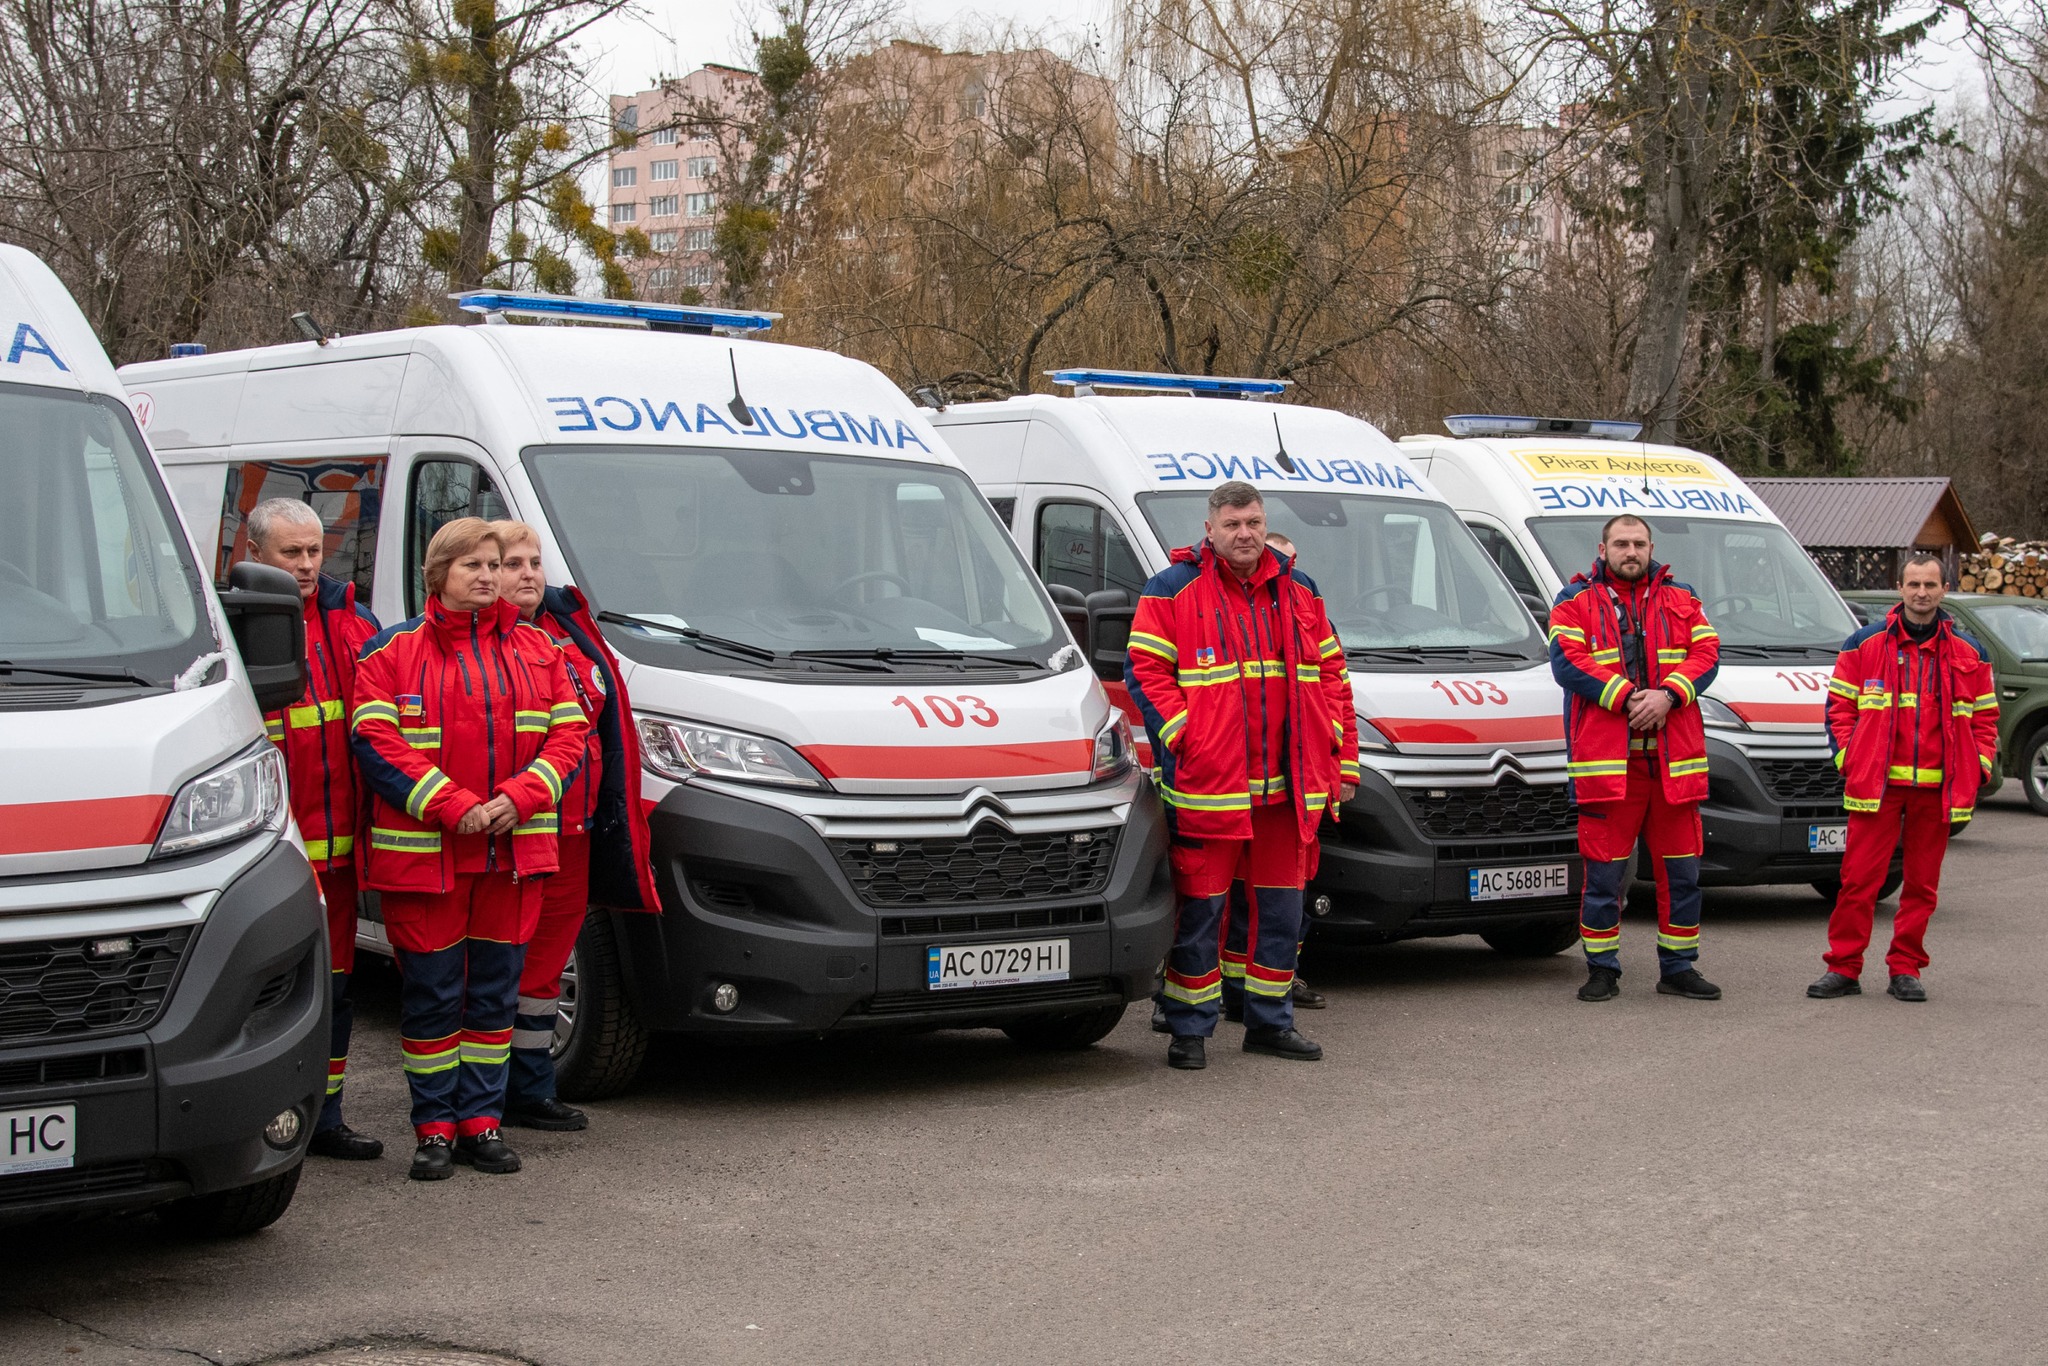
[623, 771, 1175, 1035]
[1699, 735, 1901, 887]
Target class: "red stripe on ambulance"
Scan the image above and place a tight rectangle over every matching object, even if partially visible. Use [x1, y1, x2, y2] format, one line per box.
[800, 740, 1094, 780]
[1371, 715, 1565, 745]
[0, 795, 171, 856]
[1727, 700, 1824, 725]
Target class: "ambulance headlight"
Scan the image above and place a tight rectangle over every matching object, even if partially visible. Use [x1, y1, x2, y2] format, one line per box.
[1697, 696, 1748, 730]
[1356, 719, 1397, 753]
[1093, 714, 1134, 781]
[637, 716, 830, 789]
[153, 742, 287, 858]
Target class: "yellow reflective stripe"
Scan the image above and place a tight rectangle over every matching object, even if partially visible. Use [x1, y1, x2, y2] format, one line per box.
[1161, 978, 1222, 1005]
[1294, 664, 1322, 683]
[1590, 648, 1622, 665]
[1567, 759, 1630, 776]
[402, 1044, 460, 1074]
[513, 709, 551, 734]
[1691, 624, 1719, 640]
[1657, 930, 1700, 950]
[459, 1040, 512, 1065]
[1176, 664, 1242, 687]
[1155, 711, 1188, 748]
[1656, 648, 1687, 663]
[1950, 807, 1974, 823]
[1981, 754, 1994, 774]
[288, 698, 345, 729]
[1858, 693, 1890, 710]
[530, 758, 564, 803]
[264, 719, 286, 742]
[352, 700, 400, 729]
[548, 702, 584, 726]
[1666, 673, 1697, 705]
[1157, 785, 1253, 812]
[1243, 973, 1293, 998]
[370, 827, 442, 853]
[1885, 765, 1943, 783]
[1330, 717, 1344, 742]
[303, 835, 355, 861]
[1667, 757, 1710, 777]
[1952, 701, 1975, 717]
[1318, 635, 1340, 659]
[400, 727, 442, 749]
[1127, 631, 1177, 662]
[1249, 776, 1289, 797]
[1338, 761, 1361, 781]
[1238, 659, 1289, 679]
[1826, 678, 1858, 699]
[405, 770, 451, 821]
[1303, 791, 1331, 812]
[1974, 692, 1997, 707]
[1597, 676, 1628, 710]
[1548, 625, 1586, 643]
[1844, 796, 1883, 813]
[1833, 749, 1847, 770]
[1899, 692, 1918, 708]
[512, 814, 559, 836]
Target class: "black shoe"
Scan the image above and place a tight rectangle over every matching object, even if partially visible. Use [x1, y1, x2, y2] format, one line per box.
[1887, 974, 1927, 1003]
[503, 1097, 588, 1132]
[307, 1124, 384, 1160]
[408, 1136, 455, 1182]
[1578, 966, 1620, 1002]
[1243, 1027, 1323, 1061]
[1807, 971, 1861, 999]
[1167, 1035, 1207, 1070]
[1290, 978, 1327, 1009]
[452, 1127, 522, 1174]
[1150, 1002, 1170, 1034]
[1657, 969, 1722, 1000]
[1222, 996, 1245, 1024]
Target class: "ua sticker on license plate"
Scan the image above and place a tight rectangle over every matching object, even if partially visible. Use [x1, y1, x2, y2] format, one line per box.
[1469, 863, 1571, 902]
[928, 938, 1070, 991]
[1, 1103, 75, 1176]
[1808, 824, 1848, 854]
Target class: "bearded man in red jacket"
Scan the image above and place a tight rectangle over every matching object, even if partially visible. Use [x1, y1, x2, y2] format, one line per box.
[1809, 551, 1998, 1003]
[1125, 482, 1358, 1071]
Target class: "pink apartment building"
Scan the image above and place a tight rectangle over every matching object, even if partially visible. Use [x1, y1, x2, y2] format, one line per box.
[608, 65, 758, 300]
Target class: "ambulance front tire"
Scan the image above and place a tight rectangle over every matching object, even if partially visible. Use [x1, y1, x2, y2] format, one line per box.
[550, 911, 649, 1102]
[1480, 920, 1582, 957]
[1002, 1002, 1129, 1050]
[158, 1162, 302, 1239]
[1811, 870, 1905, 905]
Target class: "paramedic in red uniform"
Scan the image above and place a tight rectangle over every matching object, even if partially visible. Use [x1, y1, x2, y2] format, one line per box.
[1549, 514, 1722, 1003]
[245, 497, 383, 1161]
[491, 521, 660, 1129]
[1125, 481, 1359, 1070]
[1809, 551, 1998, 1003]
[350, 519, 588, 1181]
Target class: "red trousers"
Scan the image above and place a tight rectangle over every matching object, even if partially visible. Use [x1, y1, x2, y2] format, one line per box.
[519, 834, 589, 1004]
[1576, 757, 1704, 975]
[1162, 803, 1310, 1036]
[319, 863, 358, 974]
[381, 871, 541, 953]
[1826, 785, 1947, 978]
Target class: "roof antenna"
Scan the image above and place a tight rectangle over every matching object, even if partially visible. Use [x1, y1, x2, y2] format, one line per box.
[1272, 412, 1297, 474]
[727, 350, 756, 427]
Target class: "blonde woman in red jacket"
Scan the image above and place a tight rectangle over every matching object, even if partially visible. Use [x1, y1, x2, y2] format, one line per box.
[350, 518, 588, 1181]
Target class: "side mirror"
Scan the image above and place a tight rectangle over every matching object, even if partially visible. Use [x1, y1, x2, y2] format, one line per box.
[220, 561, 308, 712]
[1084, 587, 1135, 681]
[1047, 583, 1091, 657]
[1519, 592, 1551, 632]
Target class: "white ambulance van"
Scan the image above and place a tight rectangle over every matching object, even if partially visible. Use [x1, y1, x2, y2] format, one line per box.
[120, 293, 1172, 1091]
[1401, 416, 1895, 900]
[928, 370, 1585, 957]
[0, 244, 324, 1233]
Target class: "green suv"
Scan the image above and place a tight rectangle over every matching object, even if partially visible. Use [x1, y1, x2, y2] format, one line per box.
[1842, 592, 2048, 814]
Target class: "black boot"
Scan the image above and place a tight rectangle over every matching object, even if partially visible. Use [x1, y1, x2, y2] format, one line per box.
[1243, 1027, 1323, 1060]
[1577, 965, 1620, 1002]
[452, 1126, 522, 1174]
[1167, 1035, 1207, 1070]
[1290, 978, 1327, 1009]
[503, 1097, 588, 1132]
[1657, 968, 1722, 1000]
[1807, 971, 1861, 999]
[1150, 1001, 1170, 1034]
[1887, 974, 1927, 1002]
[307, 1124, 384, 1160]
[408, 1135, 455, 1182]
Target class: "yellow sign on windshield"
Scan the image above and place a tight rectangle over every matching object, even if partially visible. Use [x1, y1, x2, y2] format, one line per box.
[1514, 449, 1725, 485]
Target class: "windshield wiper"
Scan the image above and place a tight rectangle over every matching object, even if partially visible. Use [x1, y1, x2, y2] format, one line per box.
[1718, 643, 1838, 657]
[596, 612, 783, 665]
[1409, 645, 1534, 660]
[792, 647, 1039, 670]
[0, 660, 156, 687]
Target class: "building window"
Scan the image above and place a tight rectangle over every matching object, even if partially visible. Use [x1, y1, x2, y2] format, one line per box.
[650, 159, 678, 181]
[610, 202, 636, 224]
[684, 227, 715, 251]
[649, 230, 678, 252]
[683, 264, 716, 287]
[615, 104, 639, 132]
[650, 126, 678, 145]
[685, 192, 715, 217]
[647, 194, 679, 217]
[686, 156, 716, 179]
[612, 166, 636, 188]
[648, 267, 678, 289]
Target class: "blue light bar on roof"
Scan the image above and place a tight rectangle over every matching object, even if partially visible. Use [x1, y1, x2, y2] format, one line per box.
[1046, 368, 1289, 398]
[451, 290, 779, 333]
[1444, 414, 1643, 441]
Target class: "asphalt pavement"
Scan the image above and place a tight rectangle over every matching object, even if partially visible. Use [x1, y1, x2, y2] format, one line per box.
[6, 789, 2045, 1364]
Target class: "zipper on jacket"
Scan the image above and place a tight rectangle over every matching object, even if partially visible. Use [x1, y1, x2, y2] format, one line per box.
[473, 614, 498, 872]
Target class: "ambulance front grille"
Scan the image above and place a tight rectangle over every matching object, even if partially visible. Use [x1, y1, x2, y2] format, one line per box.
[1401, 780, 1576, 841]
[1757, 759, 1845, 804]
[0, 927, 193, 1045]
[831, 827, 1119, 907]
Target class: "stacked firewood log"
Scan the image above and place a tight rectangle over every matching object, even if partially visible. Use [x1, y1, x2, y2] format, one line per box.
[1960, 538, 2048, 596]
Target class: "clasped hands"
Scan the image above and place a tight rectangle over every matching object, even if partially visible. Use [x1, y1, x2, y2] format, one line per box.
[1626, 686, 1674, 732]
[456, 793, 520, 835]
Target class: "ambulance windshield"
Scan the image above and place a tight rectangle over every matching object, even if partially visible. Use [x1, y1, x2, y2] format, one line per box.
[1137, 491, 1546, 664]
[1528, 515, 1857, 655]
[0, 387, 209, 686]
[524, 446, 1064, 671]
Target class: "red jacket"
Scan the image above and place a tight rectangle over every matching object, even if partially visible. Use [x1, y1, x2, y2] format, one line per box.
[264, 575, 378, 871]
[1826, 606, 1998, 824]
[533, 606, 605, 835]
[1124, 542, 1358, 844]
[534, 585, 660, 912]
[1549, 559, 1720, 805]
[349, 596, 589, 893]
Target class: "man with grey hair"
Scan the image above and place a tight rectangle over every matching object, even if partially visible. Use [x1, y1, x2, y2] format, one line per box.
[1125, 481, 1359, 1069]
[246, 496, 385, 1159]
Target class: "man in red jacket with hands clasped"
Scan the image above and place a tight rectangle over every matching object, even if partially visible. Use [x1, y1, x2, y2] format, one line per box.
[1810, 551, 1998, 1004]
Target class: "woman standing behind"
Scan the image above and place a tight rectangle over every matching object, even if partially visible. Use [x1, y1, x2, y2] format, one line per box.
[350, 518, 588, 1181]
